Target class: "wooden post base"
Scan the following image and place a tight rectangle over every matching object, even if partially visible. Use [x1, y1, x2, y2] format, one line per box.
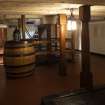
[58, 62, 67, 76]
[80, 71, 93, 89]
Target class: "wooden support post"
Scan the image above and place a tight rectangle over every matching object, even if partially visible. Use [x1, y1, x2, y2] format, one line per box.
[38, 30, 41, 41]
[79, 5, 93, 88]
[58, 14, 67, 76]
[18, 19, 21, 29]
[46, 24, 52, 63]
[21, 15, 25, 39]
[38, 25, 45, 40]
[3, 28, 7, 43]
[47, 24, 51, 53]
[17, 19, 22, 39]
[55, 24, 58, 51]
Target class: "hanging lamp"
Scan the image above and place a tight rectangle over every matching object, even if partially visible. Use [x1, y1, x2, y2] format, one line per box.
[67, 8, 77, 31]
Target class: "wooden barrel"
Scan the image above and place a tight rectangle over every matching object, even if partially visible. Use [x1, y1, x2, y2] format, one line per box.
[4, 40, 35, 78]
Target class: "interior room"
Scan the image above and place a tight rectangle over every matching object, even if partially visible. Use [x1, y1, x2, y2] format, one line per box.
[0, 1, 105, 105]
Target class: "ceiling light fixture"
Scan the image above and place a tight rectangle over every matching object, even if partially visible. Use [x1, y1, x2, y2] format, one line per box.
[67, 8, 77, 31]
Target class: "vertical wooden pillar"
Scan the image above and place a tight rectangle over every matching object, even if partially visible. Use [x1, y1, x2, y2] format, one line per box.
[46, 24, 52, 63]
[58, 14, 67, 76]
[18, 19, 21, 39]
[0, 28, 7, 46]
[18, 19, 20, 28]
[0, 28, 7, 64]
[38, 25, 45, 40]
[3, 28, 7, 43]
[79, 5, 93, 88]
[47, 24, 52, 53]
[21, 15, 25, 39]
[55, 24, 58, 51]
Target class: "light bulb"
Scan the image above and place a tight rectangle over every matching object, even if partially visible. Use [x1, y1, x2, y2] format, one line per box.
[67, 20, 77, 31]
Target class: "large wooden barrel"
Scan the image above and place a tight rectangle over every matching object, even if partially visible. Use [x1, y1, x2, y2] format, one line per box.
[4, 40, 35, 78]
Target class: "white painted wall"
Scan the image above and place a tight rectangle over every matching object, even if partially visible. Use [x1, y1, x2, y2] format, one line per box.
[6, 18, 41, 41]
[75, 20, 105, 55]
[89, 21, 105, 55]
[75, 21, 82, 50]
[6, 19, 18, 41]
[6, 17, 105, 55]
[7, 27, 14, 41]
[42, 15, 57, 24]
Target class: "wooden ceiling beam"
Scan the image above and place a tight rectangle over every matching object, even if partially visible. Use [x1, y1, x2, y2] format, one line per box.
[0, 0, 104, 5]
[0, 2, 104, 17]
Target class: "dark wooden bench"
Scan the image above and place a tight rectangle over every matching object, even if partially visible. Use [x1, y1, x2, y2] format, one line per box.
[41, 85, 105, 105]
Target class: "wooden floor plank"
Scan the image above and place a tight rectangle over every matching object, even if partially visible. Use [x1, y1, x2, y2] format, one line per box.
[0, 53, 105, 105]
